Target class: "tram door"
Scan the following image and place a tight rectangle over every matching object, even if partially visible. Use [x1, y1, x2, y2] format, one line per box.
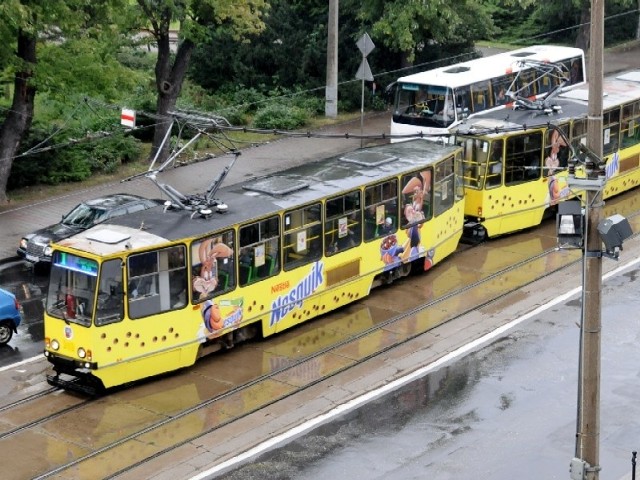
[500, 131, 545, 233]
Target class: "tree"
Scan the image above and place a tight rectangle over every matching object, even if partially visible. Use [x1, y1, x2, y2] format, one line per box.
[0, 0, 129, 204]
[131, 0, 268, 164]
[355, 0, 496, 68]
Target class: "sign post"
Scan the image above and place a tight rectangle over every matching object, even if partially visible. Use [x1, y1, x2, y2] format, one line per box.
[355, 33, 375, 148]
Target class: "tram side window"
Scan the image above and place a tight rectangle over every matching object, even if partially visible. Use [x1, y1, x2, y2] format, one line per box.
[239, 216, 280, 286]
[401, 169, 432, 228]
[603, 108, 621, 155]
[325, 191, 362, 256]
[364, 180, 399, 241]
[95, 258, 124, 326]
[128, 245, 188, 319]
[191, 231, 235, 304]
[571, 118, 588, 147]
[284, 203, 322, 270]
[434, 157, 456, 216]
[504, 132, 543, 186]
[486, 140, 503, 187]
[621, 101, 640, 148]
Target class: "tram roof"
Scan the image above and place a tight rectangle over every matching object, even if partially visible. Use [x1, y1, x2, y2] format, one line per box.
[60, 140, 460, 256]
[397, 45, 584, 89]
[453, 69, 640, 136]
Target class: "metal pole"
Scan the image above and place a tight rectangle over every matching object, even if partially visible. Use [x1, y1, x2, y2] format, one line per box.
[325, 0, 338, 118]
[360, 72, 365, 148]
[578, 1, 604, 479]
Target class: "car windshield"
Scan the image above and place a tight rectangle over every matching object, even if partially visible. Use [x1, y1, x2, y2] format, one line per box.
[62, 203, 108, 228]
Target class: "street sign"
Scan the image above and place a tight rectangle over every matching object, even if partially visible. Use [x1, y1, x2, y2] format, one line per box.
[121, 108, 136, 128]
[356, 33, 375, 57]
[355, 60, 374, 82]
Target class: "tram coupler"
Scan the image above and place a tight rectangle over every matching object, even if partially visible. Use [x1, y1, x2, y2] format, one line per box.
[461, 221, 487, 244]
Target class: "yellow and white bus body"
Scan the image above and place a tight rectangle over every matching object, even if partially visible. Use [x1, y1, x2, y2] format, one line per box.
[390, 45, 585, 143]
[43, 140, 465, 392]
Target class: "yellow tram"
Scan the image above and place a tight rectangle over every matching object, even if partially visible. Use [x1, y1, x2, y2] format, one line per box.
[43, 140, 464, 392]
[454, 68, 640, 240]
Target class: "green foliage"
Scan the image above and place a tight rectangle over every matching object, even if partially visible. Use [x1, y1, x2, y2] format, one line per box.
[8, 128, 142, 189]
[252, 104, 308, 130]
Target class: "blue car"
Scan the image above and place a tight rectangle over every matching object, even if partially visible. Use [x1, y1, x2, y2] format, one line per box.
[0, 287, 22, 345]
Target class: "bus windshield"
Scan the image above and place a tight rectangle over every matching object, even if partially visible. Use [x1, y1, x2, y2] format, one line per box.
[393, 83, 456, 129]
[47, 251, 99, 326]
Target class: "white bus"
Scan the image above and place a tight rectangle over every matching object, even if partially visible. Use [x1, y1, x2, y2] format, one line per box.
[390, 45, 586, 142]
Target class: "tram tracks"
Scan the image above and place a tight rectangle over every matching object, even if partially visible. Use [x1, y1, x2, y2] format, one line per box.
[9, 198, 640, 480]
[19, 241, 580, 480]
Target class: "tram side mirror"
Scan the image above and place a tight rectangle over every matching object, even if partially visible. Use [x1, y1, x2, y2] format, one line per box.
[556, 200, 584, 249]
[597, 214, 632, 259]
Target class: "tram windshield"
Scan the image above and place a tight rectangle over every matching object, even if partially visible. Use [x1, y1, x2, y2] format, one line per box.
[46, 252, 125, 326]
[393, 84, 456, 129]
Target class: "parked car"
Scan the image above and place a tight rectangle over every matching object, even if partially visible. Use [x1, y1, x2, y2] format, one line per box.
[0, 287, 22, 345]
[17, 193, 161, 264]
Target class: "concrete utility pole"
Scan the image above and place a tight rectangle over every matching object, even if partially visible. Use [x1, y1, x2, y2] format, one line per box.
[577, 0, 604, 478]
[325, 0, 338, 118]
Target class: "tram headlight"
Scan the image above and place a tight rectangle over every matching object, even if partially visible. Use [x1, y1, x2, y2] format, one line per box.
[77, 347, 86, 359]
[51, 339, 60, 351]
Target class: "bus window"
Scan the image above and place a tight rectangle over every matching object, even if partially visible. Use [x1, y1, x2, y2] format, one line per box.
[568, 57, 584, 85]
[95, 258, 124, 326]
[239, 216, 280, 286]
[455, 86, 471, 117]
[364, 180, 399, 241]
[517, 71, 537, 98]
[325, 191, 362, 255]
[191, 231, 235, 303]
[470, 81, 491, 113]
[284, 203, 322, 270]
[492, 74, 514, 106]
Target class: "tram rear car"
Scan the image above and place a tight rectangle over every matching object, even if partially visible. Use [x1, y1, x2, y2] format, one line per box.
[455, 68, 640, 240]
[43, 140, 465, 392]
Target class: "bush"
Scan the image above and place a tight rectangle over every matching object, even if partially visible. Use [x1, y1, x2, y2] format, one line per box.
[253, 104, 309, 130]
